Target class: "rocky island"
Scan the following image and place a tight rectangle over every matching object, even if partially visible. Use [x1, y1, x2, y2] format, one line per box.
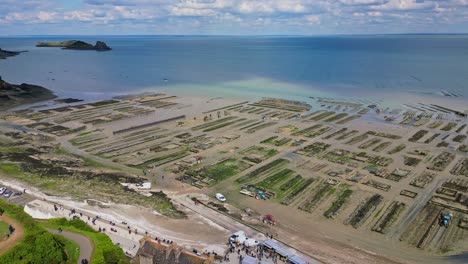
[0, 48, 26, 59]
[0, 76, 56, 110]
[36, 40, 112, 51]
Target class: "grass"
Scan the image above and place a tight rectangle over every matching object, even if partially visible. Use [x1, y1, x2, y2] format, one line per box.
[240, 145, 278, 163]
[0, 220, 10, 240]
[54, 146, 122, 171]
[0, 163, 185, 219]
[41, 218, 128, 264]
[198, 159, 247, 181]
[0, 200, 79, 264]
[0, 163, 23, 175]
[0, 147, 24, 153]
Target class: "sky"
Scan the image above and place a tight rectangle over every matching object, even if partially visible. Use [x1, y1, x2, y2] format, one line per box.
[0, 0, 467, 35]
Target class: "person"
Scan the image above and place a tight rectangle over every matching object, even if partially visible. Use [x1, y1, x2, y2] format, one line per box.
[58, 227, 62, 233]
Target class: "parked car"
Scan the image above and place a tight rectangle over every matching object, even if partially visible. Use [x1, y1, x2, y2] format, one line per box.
[0, 187, 6, 194]
[215, 193, 226, 202]
[3, 190, 13, 197]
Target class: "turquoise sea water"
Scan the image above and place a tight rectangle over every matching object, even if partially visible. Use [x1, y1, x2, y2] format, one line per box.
[1, 35, 467, 103]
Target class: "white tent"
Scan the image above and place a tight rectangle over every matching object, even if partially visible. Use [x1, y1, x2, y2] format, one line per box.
[241, 256, 257, 264]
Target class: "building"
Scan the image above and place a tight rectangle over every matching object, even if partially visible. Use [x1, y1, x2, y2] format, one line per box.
[134, 238, 213, 264]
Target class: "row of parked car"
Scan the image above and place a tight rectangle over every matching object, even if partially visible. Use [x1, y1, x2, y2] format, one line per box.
[0, 187, 15, 198]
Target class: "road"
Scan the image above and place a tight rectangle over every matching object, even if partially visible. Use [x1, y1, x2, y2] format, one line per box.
[47, 228, 93, 264]
[174, 194, 321, 264]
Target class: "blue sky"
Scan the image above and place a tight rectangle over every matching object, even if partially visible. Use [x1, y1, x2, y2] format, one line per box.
[1, 0, 467, 35]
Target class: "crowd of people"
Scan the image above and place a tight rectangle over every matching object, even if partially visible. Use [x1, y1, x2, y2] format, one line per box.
[223, 241, 281, 264]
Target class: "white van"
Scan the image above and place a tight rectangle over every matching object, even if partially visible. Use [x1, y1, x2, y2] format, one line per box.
[244, 238, 259, 247]
[229, 231, 246, 244]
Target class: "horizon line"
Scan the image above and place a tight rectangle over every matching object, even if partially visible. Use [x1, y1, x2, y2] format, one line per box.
[1, 33, 468, 37]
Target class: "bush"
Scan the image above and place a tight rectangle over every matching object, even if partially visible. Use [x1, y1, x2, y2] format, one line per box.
[43, 218, 129, 264]
[0, 200, 74, 264]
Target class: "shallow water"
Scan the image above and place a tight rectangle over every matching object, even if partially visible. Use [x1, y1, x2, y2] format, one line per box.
[1, 35, 467, 106]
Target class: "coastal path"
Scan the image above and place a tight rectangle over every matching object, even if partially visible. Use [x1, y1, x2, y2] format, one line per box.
[0, 214, 24, 255]
[47, 228, 93, 264]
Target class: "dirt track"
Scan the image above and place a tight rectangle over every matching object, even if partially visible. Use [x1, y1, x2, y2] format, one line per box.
[0, 214, 24, 255]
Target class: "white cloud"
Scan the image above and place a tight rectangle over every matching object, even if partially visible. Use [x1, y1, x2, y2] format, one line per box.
[1, 0, 468, 34]
[369, 0, 435, 11]
[304, 14, 321, 24]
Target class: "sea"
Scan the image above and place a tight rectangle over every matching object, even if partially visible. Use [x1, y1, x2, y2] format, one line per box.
[1, 35, 467, 108]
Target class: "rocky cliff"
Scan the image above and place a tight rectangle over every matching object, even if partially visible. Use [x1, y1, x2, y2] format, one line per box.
[0, 76, 56, 110]
[0, 48, 23, 59]
[36, 40, 112, 51]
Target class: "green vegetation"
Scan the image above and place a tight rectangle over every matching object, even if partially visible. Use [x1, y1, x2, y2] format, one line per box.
[36, 40, 80, 47]
[279, 125, 299, 134]
[41, 218, 128, 264]
[88, 100, 119, 107]
[299, 183, 336, 213]
[0, 163, 22, 175]
[281, 178, 315, 205]
[324, 189, 353, 219]
[240, 145, 278, 163]
[0, 147, 23, 153]
[245, 122, 277, 134]
[276, 175, 303, 199]
[387, 144, 406, 155]
[347, 194, 383, 228]
[132, 150, 188, 169]
[456, 124, 466, 133]
[239, 121, 263, 130]
[293, 124, 322, 136]
[0, 220, 10, 240]
[82, 156, 121, 171]
[260, 136, 292, 146]
[440, 122, 457, 131]
[255, 169, 295, 189]
[311, 111, 335, 121]
[336, 115, 361, 124]
[236, 158, 289, 184]
[0, 163, 185, 219]
[324, 113, 348, 123]
[0, 200, 79, 264]
[191, 117, 237, 131]
[196, 158, 248, 181]
[202, 118, 246, 132]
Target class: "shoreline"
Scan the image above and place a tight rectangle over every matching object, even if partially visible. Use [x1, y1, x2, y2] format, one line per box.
[0, 78, 467, 264]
